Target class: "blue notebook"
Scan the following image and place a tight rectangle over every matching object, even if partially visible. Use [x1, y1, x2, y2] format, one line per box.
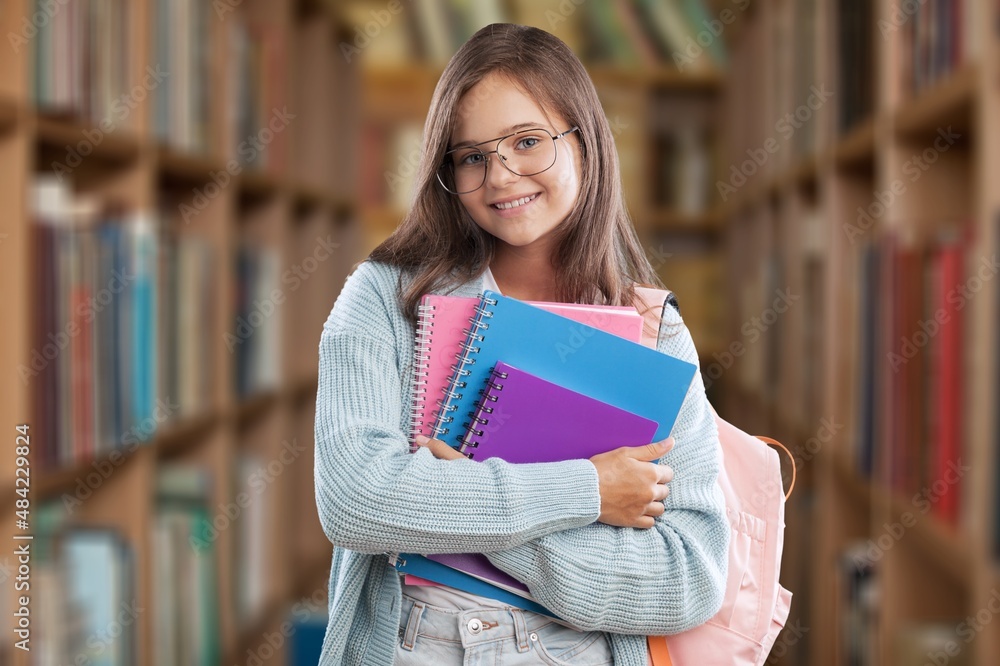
[391, 553, 558, 618]
[431, 291, 698, 449]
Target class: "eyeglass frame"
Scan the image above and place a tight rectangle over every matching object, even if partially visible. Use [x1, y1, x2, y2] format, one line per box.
[436, 126, 581, 195]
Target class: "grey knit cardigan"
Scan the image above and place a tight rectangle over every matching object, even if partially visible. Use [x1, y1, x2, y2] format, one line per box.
[313, 261, 729, 665]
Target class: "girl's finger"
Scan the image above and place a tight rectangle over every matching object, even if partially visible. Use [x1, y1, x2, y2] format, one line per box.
[415, 435, 465, 460]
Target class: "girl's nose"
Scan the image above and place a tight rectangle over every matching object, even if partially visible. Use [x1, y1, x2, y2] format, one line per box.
[485, 152, 520, 188]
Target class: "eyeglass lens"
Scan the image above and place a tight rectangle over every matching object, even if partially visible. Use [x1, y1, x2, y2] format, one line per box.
[439, 129, 560, 194]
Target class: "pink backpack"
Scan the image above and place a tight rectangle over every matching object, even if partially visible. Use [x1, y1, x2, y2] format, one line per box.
[635, 287, 794, 666]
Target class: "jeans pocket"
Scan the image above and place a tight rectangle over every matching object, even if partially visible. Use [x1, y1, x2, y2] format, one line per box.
[528, 622, 614, 666]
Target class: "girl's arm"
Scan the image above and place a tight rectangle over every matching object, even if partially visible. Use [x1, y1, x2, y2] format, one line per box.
[314, 263, 601, 554]
[485, 315, 730, 636]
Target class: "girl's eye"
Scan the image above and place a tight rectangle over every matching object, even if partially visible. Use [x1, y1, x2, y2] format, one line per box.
[515, 136, 542, 150]
[457, 151, 485, 167]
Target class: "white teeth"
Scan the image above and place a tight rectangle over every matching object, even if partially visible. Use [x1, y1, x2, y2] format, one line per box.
[493, 194, 537, 210]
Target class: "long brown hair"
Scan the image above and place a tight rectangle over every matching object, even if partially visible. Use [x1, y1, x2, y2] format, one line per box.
[369, 23, 662, 322]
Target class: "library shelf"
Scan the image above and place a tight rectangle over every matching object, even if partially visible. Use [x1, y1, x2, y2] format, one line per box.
[1, 1, 365, 663]
[830, 450, 874, 517]
[239, 168, 284, 201]
[235, 391, 284, 425]
[886, 490, 975, 589]
[894, 63, 979, 139]
[647, 207, 724, 233]
[34, 413, 221, 501]
[156, 145, 228, 183]
[292, 181, 348, 215]
[783, 155, 820, 191]
[590, 65, 724, 91]
[290, 372, 319, 399]
[34, 114, 142, 164]
[154, 413, 223, 459]
[831, 116, 876, 169]
[0, 95, 18, 131]
[825, 441, 973, 592]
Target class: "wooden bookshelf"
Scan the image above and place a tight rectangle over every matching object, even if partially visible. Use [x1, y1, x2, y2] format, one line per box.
[1, 0, 361, 663]
[723, 0, 1000, 664]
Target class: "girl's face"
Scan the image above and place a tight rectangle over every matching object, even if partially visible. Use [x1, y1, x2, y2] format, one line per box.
[450, 73, 581, 256]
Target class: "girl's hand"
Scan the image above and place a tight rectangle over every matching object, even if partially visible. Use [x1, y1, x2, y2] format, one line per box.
[417, 434, 675, 529]
[414, 435, 465, 460]
[589, 438, 675, 529]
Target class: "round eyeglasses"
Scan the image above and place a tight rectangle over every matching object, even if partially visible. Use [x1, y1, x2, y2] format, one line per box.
[436, 126, 580, 195]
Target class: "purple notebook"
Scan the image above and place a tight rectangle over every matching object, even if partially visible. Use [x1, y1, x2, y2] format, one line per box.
[425, 362, 659, 598]
[458, 362, 660, 462]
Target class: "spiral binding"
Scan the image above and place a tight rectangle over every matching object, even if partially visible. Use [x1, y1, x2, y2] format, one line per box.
[459, 369, 508, 459]
[408, 302, 436, 450]
[430, 297, 497, 443]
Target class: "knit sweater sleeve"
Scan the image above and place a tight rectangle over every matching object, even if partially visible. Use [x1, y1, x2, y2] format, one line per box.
[485, 308, 730, 636]
[313, 263, 601, 554]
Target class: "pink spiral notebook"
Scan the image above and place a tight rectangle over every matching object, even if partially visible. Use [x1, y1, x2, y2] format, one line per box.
[408, 294, 643, 443]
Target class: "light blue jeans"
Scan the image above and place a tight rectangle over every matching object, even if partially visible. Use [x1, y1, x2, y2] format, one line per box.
[394, 593, 614, 665]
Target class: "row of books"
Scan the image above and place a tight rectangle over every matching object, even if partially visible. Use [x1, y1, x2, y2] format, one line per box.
[153, 0, 290, 166]
[397, 290, 696, 610]
[854, 232, 966, 526]
[837, 542, 973, 666]
[30, 176, 215, 471]
[234, 245, 283, 398]
[227, 17, 287, 171]
[31, 0, 130, 125]
[901, 0, 982, 95]
[349, 0, 726, 71]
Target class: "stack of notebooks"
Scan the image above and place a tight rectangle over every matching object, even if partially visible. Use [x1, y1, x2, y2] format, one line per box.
[394, 290, 698, 615]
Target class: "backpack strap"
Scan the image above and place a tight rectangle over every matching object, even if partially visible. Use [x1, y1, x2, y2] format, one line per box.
[634, 285, 678, 666]
[632, 285, 678, 348]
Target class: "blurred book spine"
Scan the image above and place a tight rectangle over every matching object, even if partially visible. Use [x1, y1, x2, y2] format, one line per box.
[157, 197, 216, 421]
[151, 0, 212, 153]
[227, 17, 286, 170]
[33, 524, 135, 666]
[234, 454, 269, 625]
[233, 245, 283, 397]
[792, 0, 819, 158]
[154, 465, 221, 666]
[836, 0, 875, 134]
[838, 543, 880, 666]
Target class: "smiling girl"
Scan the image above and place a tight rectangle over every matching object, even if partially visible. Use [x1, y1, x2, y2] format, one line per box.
[314, 24, 728, 666]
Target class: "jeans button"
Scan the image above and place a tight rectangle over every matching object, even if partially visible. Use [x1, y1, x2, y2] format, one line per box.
[467, 618, 483, 634]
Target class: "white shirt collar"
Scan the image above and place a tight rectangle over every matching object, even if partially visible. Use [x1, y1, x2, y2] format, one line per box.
[481, 266, 502, 295]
